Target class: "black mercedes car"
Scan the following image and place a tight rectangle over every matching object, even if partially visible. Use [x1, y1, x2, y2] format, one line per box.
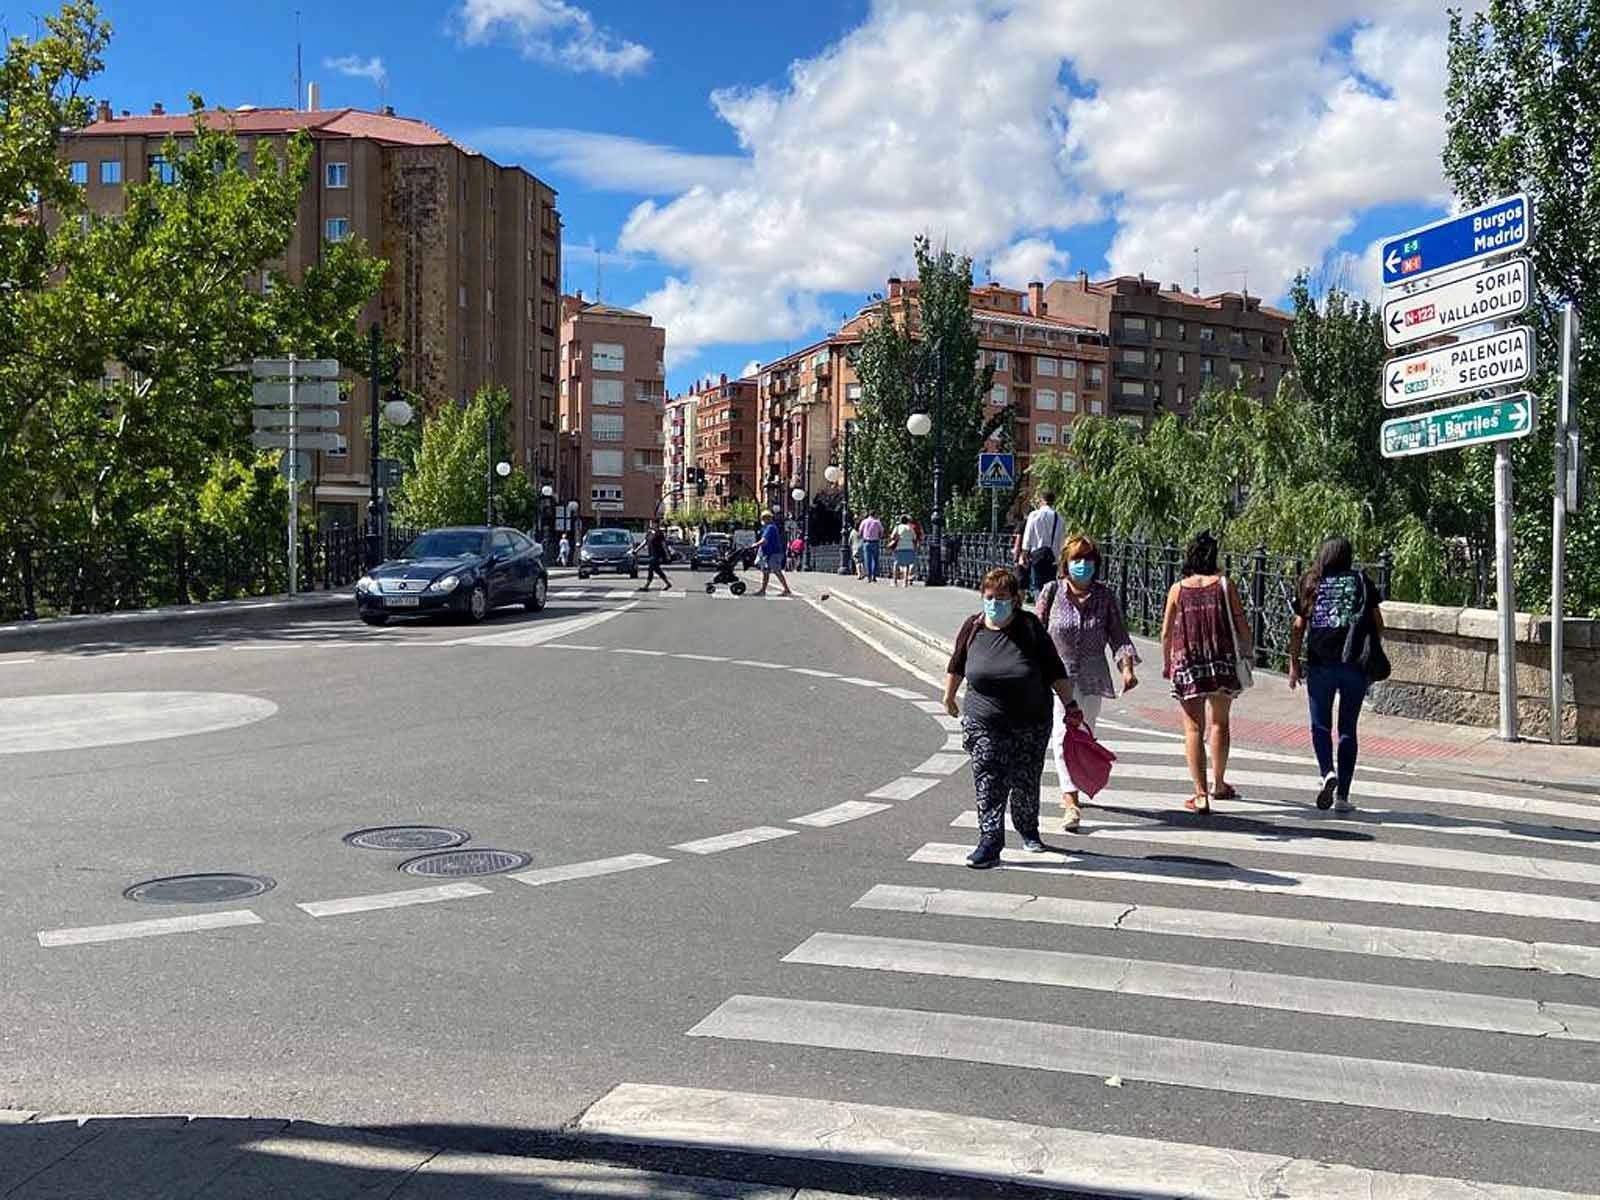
[355, 526, 548, 625]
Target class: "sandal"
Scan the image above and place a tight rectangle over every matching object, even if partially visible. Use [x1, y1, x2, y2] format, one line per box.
[1211, 784, 1238, 801]
[1184, 794, 1211, 814]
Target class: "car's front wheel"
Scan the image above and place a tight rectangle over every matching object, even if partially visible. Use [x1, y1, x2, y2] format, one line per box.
[525, 575, 547, 612]
[464, 583, 489, 623]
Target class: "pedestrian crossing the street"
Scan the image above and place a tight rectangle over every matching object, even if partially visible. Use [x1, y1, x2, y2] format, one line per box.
[584, 729, 1600, 1197]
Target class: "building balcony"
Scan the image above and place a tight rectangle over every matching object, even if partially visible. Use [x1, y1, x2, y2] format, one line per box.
[1119, 325, 1150, 344]
[1114, 359, 1150, 378]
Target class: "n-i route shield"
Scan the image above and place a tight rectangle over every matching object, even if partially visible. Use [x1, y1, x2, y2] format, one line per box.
[1382, 259, 1531, 349]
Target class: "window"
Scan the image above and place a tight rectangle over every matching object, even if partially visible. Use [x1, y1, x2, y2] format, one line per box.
[1153, 382, 1163, 403]
[591, 485, 623, 502]
[458, 284, 467, 309]
[1036, 389, 1056, 411]
[1120, 380, 1146, 398]
[99, 160, 121, 185]
[325, 162, 348, 188]
[1153, 319, 1163, 338]
[324, 217, 350, 242]
[148, 154, 177, 185]
[459, 334, 468, 360]
[1089, 397, 1104, 415]
[592, 379, 624, 406]
[1177, 353, 1187, 373]
[1200, 357, 1215, 376]
[487, 183, 495, 209]
[1177, 383, 1187, 406]
[260, 270, 274, 294]
[485, 288, 494, 314]
[1035, 422, 1057, 445]
[526, 246, 535, 272]
[527, 299, 536, 323]
[1262, 336, 1277, 355]
[846, 383, 862, 401]
[1230, 362, 1244, 384]
[1176, 322, 1187, 341]
[591, 342, 625, 372]
[1121, 348, 1146, 366]
[1200, 326, 1217, 345]
[1059, 359, 1076, 380]
[1037, 356, 1057, 377]
[1087, 366, 1104, 386]
[991, 384, 1007, 407]
[1123, 315, 1145, 334]
[1153, 351, 1164, 371]
[991, 351, 1009, 371]
[591, 413, 624, 441]
[1061, 391, 1078, 413]
[486, 338, 493, 364]
[541, 300, 555, 331]
[68, 161, 88, 186]
[486, 235, 493, 261]
[591, 449, 623, 477]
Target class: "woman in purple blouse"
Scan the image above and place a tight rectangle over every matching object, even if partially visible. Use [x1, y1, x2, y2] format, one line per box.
[1036, 534, 1139, 831]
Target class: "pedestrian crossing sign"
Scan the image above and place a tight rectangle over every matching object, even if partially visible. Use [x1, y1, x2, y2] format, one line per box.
[978, 452, 1016, 489]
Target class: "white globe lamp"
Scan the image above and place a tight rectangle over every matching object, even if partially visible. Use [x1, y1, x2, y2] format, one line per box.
[495, 461, 512, 478]
[906, 412, 932, 437]
[382, 398, 414, 426]
[823, 465, 840, 484]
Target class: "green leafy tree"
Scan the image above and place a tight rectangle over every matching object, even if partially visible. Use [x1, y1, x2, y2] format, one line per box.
[852, 237, 999, 522]
[392, 387, 541, 530]
[727, 498, 762, 528]
[1445, 0, 1600, 615]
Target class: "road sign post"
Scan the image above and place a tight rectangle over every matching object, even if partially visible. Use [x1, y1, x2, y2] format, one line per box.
[250, 355, 342, 597]
[978, 452, 1015, 489]
[1552, 302, 1578, 744]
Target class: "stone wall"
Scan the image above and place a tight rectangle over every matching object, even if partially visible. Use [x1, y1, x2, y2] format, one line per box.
[1371, 602, 1599, 744]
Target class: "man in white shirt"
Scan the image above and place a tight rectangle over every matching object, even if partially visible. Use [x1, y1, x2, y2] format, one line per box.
[1014, 492, 1064, 597]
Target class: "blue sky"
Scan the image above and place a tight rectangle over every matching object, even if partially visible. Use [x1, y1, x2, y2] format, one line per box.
[23, 0, 1465, 393]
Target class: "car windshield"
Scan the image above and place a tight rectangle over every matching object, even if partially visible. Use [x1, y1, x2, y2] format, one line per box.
[401, 530, 488, 560]
[585, 531, 632, 546]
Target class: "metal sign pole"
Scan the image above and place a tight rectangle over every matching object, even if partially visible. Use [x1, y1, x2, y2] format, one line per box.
[1551, 301, 1575, 744]
[287, 356, 299, 597]
[1494, 441, 1517, 740]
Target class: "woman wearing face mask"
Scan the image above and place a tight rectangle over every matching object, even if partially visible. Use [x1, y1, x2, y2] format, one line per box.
[944, 568, 1076, 869]
[1037, 535, 1138, 831]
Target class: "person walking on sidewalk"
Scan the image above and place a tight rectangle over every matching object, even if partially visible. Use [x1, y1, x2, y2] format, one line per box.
[1014, 492, 1065, 600]
[849, 525, 865, 579]
[557, 534, 571, 567]
[944, 567, 1078, 869]
[639, 524, 673, 591]
[859, 511, 885, 583]
[1287, 536, 1385, 813]
[889, 513, 920, 587]
[754, 510, 792, 597]
[1160, 531, 1252, 813]
[1037, 534, 1139, 831]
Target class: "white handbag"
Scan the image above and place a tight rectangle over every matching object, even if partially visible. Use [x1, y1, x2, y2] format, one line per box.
[1224, 577, 1254, 690]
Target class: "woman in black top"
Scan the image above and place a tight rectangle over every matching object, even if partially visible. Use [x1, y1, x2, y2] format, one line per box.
[943, 567, 1076, 868]
[640, 524, 672, 591]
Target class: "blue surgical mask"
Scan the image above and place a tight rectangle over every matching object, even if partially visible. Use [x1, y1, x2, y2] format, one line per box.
[983, 597, 1013, 623]
[1067, 559, 1094, 582]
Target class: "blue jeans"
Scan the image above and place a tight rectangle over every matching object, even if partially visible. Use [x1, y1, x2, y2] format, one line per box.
[1307, 661, 1367, 797]
[863, 540, 881, 581]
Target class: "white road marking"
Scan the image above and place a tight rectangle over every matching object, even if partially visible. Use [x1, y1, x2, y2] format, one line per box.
[837, 676, 888, 688]
[671, 827, 798, 855]
[545, 643, 604, 651]
[296, 882, 489, 918]
[611, 647, 667, 657]
[731, 659, 789, 670]
[798, 592, 947, 690]
[854, 883, 1600, 979]
[509, 854, 670, 887]
[38, 910, 262, 948]
[603, 590, 637, 600]
[674, 653, 730, 663]
[788, 667, 838, 678]
[866, 776, 940, 801]
[1097, 718, 1184, 739]
[0, 658, 37, 667]
[912, 700, 948, 714]
[576, 1083, 1596, 1200]
[977, 814, 1600, 888]
[942, 733, 964, 752]
[880, 686, 931, 700]
[1109, 762, 1600, 825]
[786, 931, 1600, 1042]
[910, 753, 967, 776]
[909, 842, 1600, 926]
[444, 603, 635, 648]
[932, 714, 962, 732]
[689, 995, 1600, 1133]
[789, 801, 892, 828]
[142, 647, 213, 656]
[0, 691, 279, 755]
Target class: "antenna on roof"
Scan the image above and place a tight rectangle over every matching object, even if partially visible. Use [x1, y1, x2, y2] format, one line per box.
[596, 254, 602, 303]
[294, 9, 303, 111]
[1193, 246, 1200, 295]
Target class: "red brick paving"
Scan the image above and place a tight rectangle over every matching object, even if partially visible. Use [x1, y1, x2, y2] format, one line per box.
[1128, 704, 1473, 762]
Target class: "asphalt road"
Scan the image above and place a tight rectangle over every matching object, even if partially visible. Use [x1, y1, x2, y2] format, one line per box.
[3, 572, 1600, 1198]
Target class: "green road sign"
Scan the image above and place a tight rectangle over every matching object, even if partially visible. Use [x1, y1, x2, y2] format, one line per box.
[1379, 391, 1536, 459]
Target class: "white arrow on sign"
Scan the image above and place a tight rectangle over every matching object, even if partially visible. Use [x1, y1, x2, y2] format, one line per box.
[1382, 258, 1531, 349]
[252, 407, 341, 429]
[251, 380, 343, 409]
[1382, 325, 1535, 410]
[251, 358, 340, 379]
[1384, 248, 1402, 275]
[251, 430, 346, 452]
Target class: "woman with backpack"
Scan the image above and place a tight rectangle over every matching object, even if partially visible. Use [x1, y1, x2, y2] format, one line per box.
[1036, 534, 1139, 831]
[1160, 531, 1253, 813]
[1287, 536, 1386, 813]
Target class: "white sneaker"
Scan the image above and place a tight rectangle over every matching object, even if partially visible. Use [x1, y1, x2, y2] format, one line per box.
[1333, 795, 1356, 813]
[1061, 804, 1081, 832]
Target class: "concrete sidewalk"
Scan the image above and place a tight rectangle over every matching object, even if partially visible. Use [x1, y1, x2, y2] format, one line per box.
[796, 570, 1600, 796]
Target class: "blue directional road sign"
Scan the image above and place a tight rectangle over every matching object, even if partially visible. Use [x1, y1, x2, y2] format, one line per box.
[978, 452, 1016, 489]
[1381, 194, 1531, 289]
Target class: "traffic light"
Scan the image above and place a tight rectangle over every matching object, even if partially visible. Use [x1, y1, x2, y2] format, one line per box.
[694, 466, 707, 497]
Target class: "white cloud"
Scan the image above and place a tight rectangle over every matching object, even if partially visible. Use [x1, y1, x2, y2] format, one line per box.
[739, 359, 762, 380]
[324, 54, 386, 84]
[604, 0, 1486, 359]
[456, 0, 650, 78]
[467, 128, 745, 193]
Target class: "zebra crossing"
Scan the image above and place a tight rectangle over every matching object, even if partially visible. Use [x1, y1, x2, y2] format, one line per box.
[578, 731, 1600, 1197]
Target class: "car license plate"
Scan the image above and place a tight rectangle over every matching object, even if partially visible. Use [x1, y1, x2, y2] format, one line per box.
[386, 595, 420, 607]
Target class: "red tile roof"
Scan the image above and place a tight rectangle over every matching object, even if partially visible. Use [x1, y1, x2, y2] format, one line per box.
[71, 106, 471, 153]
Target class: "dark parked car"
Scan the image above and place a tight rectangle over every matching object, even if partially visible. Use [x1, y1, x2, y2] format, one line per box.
[691, 534, 731, 571]
[666, 539, 694, 564]
[577, 528, 639, 578]
[355, 526, 548, 625]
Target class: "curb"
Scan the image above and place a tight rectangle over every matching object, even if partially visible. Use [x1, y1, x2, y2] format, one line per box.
[807, 583, 955, 657]
[0, 591, 354, 642]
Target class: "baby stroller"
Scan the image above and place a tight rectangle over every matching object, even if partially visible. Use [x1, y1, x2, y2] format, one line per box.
[703, 544, 751, 596]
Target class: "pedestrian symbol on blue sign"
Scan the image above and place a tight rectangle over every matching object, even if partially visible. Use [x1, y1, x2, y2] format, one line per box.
[1380, 194, 1531, 288]
[978, 452, 1015, 489]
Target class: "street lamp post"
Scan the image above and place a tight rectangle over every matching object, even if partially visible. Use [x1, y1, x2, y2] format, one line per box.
[367, 324, 383, 568]
[906, 336, 947, 587]
[825, 453, 848, 576]
[485, 411, 511, 526]
[541, 483, 555, 547]
[791, 486, 807, 572]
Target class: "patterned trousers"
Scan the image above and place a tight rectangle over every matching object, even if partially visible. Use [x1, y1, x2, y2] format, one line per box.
[962, 716, 1050, 843]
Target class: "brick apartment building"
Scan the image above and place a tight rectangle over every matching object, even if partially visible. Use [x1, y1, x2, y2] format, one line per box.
[662, 390, 698, 515]
[1044, 273, 1295, 417]
[59, 95, 562, 527]
[690, 375, 758, 509]
[558, 295, 667, 527]
[754, 278, 1110, 524]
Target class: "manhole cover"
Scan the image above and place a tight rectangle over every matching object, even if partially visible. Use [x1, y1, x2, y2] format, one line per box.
[398, 849, 531, 878]
[343, 825, 471, 852]
[123, 873, 276, 904]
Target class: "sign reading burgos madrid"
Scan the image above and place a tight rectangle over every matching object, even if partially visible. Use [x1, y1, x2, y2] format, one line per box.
[1382, 325, 1534, 410]
[1382, 257, 1531, 349]
[1380, 193, 1531, 287]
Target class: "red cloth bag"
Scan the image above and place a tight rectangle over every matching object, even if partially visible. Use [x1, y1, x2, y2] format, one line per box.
[1061, 704, 1117, 799]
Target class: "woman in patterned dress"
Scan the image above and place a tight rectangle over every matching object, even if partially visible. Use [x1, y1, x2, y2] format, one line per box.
[1159, 531, 1252, 813]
